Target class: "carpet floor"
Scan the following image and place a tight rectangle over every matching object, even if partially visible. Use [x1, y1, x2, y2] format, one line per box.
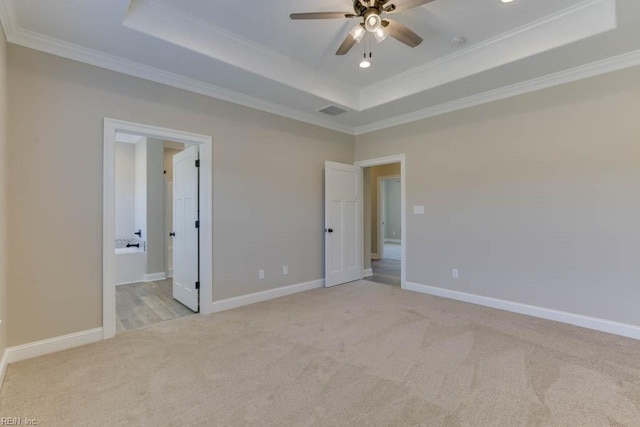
[2, 281, 640, 426]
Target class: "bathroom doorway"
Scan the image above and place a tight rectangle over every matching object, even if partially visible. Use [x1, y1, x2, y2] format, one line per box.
[113, 135, 196, 332]
[103, 119, 213, 339]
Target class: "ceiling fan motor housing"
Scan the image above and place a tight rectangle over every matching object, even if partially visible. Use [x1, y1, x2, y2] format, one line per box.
[364, 10, 382, 32]
[352, 0, 369, 16]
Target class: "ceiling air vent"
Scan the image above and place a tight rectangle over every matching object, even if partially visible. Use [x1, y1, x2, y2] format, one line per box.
[317, 105, 348, 116]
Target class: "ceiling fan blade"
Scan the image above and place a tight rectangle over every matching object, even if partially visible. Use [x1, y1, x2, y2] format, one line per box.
[383, 0, 435, 13]
[336, 33, 358, 55]
[290, 12, 353, 20]
[383, 19, 423, 47]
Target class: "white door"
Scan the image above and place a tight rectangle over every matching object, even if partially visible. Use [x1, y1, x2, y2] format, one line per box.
[324, 161, 362, 287]
[172, 146, 199, 311]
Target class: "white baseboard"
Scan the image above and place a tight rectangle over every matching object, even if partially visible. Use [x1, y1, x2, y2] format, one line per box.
[0, 348, 8, 390]
[6, 327, 104, 364]
[405, 282, 640, 340]
[116, 279, 142, 286]
[143, 272, 166, 282]
[212, 279, 324, 313]
[118, 272, 173, 286]
[384, 239, 401, 244]
[371, 253, 380, 260]
[363, 268, 373, 277]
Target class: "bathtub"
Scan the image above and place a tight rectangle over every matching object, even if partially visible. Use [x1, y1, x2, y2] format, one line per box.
[115, 238, 147, 285]
[116, 246, 144, 255]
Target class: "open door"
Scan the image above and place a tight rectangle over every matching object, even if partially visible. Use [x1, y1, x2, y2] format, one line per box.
[325, 161, 362, 287]
[172, 145, 199, 311]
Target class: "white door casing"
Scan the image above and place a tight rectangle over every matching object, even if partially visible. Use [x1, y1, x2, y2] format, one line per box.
[172, 145, 200, 311]
[324, 161, 362, 287]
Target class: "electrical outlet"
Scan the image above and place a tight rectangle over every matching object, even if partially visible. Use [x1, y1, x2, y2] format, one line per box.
[283, 265, 288, 275]
[452, 269, 459, 279]
[258, 269, 265, 280]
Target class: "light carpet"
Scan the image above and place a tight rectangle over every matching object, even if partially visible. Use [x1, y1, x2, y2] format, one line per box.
[2, 281, 640, 426]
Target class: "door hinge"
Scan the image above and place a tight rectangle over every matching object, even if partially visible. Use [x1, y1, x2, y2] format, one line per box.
[195, 159, 200, 167]
[195, 220, 200, 229]
[195, 281, 200, 290]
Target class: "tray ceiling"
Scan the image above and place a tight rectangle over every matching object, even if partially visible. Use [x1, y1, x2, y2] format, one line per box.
[1, 0, 639, 134]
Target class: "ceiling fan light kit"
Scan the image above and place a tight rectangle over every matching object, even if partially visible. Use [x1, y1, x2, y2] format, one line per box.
[374, 25, 390, 43]
[350, 25, 366, 43]
[290, 0, 433, 67]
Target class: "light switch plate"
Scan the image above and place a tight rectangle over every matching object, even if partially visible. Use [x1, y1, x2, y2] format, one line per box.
[413, 205, 425, 214]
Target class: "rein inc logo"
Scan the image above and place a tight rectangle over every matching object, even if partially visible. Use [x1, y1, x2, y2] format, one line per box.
[1, 418, 39, 425]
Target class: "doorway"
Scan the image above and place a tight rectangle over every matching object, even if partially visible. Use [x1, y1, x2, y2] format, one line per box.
[103, 119, 213, 339]
[371, 174, 401, 286]
[356, 155, 406, 288]
[323, 155, 406, 289]
[113, 136, 198, 332]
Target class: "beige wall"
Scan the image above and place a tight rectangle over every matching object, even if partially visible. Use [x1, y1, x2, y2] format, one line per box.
[8, 35, 640, 346]
[7, 45, 353, 346]
[356, 65, 640, 327]
[0, 23, 8, 358]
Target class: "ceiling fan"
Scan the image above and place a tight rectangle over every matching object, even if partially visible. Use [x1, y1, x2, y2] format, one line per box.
[290, 0, 434, 55]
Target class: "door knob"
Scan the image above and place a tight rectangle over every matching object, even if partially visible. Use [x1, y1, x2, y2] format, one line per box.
[325, 228, 334, 233]
[169, 232, 175, 237]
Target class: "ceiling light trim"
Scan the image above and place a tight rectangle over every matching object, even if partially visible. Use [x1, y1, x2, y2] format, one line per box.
[359, 0, 617, 110]
[355, 47, 640, 135]
[124, 0, 359, 110]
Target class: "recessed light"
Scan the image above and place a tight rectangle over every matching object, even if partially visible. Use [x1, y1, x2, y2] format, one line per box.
[501, 0, 514, 3]
[359, 59, 371, 69]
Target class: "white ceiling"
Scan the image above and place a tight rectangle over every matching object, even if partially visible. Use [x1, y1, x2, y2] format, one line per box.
[1, 0, 639, 134]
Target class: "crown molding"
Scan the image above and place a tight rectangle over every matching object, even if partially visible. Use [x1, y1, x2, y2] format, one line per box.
[354, 48, 640, 135]
[2, 24, 355, 135]
[0, 0, 17, 37]
[359, 0, 617, 110]
[123, 0, 359, 110]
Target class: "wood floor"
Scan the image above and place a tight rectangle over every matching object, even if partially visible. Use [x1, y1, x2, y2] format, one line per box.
[367, 258, 401, 286]
[116, 278, 195, 333]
